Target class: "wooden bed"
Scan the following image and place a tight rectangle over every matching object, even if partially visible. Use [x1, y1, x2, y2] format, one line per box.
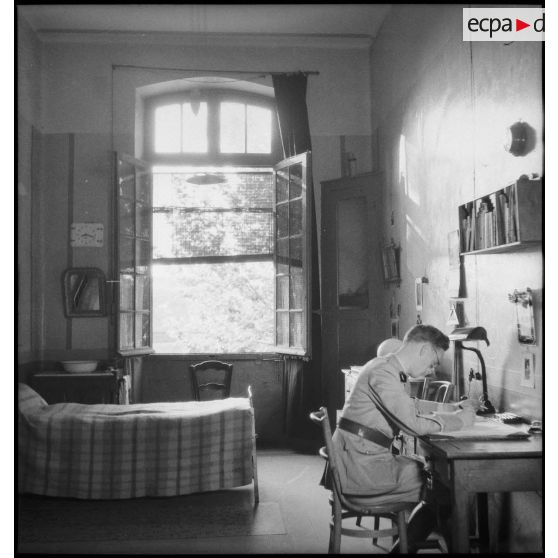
[18, 383, 258, 503]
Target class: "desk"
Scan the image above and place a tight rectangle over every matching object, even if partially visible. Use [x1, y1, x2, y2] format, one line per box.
[417, 434, 542, 553]
[31, 371, 120, 404]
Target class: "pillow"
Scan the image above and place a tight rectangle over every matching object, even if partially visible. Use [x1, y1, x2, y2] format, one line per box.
[18, 383, 48, 413]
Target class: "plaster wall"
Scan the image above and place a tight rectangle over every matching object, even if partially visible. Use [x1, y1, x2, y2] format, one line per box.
[370, 5, 543, 552]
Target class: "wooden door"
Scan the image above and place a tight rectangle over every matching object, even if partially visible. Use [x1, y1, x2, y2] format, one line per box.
[320, 173, 386, 418]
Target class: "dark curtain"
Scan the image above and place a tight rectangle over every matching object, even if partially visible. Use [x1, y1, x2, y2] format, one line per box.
[273, 73, 322, 442]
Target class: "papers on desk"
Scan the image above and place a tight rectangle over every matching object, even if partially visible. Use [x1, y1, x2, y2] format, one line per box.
[426, 417, 531, 440]
[350, 365, 363, 373]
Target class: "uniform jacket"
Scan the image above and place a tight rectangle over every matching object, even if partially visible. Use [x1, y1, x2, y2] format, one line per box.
[332, 354, 467, 496]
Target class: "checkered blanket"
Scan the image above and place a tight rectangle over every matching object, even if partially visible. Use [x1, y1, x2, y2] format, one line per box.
[18, 383, 255, 499]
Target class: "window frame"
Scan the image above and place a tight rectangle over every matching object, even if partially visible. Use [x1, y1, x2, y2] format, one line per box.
[143, 89, 282, 167]
[114, 152, 154, 357]
[273, 152, 312, 358]
[140, 88, 311, 357]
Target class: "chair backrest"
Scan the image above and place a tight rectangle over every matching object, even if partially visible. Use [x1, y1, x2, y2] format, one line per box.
[190, 360, 233, 401]
[309, 407, 346, 501]
[421, 380, 453, 403]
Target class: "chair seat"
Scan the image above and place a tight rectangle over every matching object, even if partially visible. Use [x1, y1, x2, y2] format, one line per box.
[331, 492, 416, 514]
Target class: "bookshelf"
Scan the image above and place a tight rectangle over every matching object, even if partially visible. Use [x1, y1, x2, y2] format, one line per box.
[458, 176, 541, 255]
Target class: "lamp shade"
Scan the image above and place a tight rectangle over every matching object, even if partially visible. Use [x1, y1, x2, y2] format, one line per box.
[448, 326, 489, 345]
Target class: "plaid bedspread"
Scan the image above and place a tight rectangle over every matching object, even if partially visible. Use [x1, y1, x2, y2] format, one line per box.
[18, 383, 255, 499]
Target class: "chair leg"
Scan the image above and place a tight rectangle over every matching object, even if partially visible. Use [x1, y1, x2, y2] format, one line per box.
[372, 516, 380, 545]
[397, 510, 408, 554]
[329, 497, 342, 553]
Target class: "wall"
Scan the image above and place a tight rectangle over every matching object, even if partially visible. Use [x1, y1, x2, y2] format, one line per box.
[17, 23, 374, 441]
[17, 15, 42, 371]
[369, 5, 542, 552]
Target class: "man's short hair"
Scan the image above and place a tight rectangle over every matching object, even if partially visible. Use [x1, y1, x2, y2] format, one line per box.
[403, 324, 450, 351]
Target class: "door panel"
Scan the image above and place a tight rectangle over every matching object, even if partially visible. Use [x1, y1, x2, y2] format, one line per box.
[320, 173, 385, 417]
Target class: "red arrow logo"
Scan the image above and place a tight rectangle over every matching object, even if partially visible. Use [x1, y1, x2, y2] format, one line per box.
[516, 19, 530, 31]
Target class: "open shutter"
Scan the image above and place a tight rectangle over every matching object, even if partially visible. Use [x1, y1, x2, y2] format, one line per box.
[114, 152, 153, 356]
[273, 151, 312, 357]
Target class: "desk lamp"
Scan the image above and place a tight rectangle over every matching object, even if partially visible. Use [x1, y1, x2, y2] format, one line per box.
[449, 326, 496, 415]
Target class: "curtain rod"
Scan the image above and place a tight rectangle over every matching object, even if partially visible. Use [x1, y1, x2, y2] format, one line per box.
[112, 63, 319, 76]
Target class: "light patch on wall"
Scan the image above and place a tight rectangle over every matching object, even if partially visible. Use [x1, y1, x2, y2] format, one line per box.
[398, 134, 407, 194]
[404, 214, 427, 274]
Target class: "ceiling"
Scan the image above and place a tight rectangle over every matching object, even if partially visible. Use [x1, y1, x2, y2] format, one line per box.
[18, 4, 391, 39]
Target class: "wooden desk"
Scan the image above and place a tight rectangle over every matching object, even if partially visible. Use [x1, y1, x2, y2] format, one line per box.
[31, 371, 119, 404]
[417, 434, 542, 553]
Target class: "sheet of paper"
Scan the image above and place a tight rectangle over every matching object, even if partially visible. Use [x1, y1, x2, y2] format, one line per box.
[427, 417, 530, 440]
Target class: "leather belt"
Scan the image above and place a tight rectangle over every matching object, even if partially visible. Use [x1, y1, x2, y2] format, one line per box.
[338, 417, 393, 449]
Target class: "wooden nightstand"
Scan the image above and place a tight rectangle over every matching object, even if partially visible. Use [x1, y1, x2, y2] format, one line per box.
[31, 371, 120, 404]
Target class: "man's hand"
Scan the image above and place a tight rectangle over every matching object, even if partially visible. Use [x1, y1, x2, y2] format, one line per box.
[458, 398, 482, 412]
[458, 407, 476, 427]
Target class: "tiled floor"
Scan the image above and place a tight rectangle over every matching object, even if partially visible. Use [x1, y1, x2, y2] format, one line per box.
[18, 448, 437, 555]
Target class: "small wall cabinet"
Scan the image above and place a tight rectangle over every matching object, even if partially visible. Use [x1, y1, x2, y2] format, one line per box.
[458, 176, 541, 255]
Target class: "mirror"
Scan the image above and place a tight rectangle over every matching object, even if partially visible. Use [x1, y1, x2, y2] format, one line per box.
[63, 267, 106, 317]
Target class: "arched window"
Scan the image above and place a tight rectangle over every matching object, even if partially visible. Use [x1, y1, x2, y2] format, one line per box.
[146, 89, 280, 354]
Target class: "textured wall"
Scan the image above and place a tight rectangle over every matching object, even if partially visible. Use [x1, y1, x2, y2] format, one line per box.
[369, 5, 542, 552]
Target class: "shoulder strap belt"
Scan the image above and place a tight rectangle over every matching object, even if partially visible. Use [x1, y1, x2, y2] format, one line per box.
[338, 417, 393, 449]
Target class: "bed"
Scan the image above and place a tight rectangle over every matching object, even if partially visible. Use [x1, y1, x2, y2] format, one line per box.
[18, 382, 258, 502]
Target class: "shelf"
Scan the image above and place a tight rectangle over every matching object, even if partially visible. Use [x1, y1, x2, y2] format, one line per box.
[458, 177, 541, 255]
[460, 240, 540, 256]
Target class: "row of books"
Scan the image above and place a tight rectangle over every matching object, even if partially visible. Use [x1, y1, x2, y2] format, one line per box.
[460, 186, 518, 252]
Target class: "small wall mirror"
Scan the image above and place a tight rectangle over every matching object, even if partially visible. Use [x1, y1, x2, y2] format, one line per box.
[63, 267, 106, 317]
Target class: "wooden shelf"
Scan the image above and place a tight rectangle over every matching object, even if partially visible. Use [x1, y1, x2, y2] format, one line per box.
[458, 176, 541, 255]
[460, 240, 540, 256]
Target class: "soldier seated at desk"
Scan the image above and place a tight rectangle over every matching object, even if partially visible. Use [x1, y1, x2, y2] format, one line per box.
[331, 324, 479, 553]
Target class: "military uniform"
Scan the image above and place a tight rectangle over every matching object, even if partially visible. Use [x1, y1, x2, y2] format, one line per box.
[332, 354, 468, 505]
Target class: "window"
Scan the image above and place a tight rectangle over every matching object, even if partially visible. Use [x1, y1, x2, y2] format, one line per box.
[115, 87, 310, 356]
[114, 153, 153, 355]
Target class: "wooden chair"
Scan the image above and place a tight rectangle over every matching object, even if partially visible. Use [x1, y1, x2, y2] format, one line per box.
[420, 380, 454, 403]
[190, 360, 233, 401]
[309, 407, 416, 553]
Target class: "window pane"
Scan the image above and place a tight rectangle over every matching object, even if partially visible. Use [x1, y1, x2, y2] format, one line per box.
[135, 275, 150, 311]
[119, 236, 134, 273]
[276, 202, 288, 238]
[135, 313, 150, 348]
[289, 312, 303, 347]
[182, 102, 208, 153]
[289, 199, 302, 235]
[152, 262, 274, 353]
[118, 158, 135, 197]
[247, 105, 271, 153]
[155, 104, 181, 153]
[119, 199, 134, 236]
[119, 274, 134, 311]
[119, 313, 134, 349]
[220, 102, 245, 153]
[290, 267, 303, 309]
[276, 276, 289, 309]
[137, 171, 151, 203]
[276, 169, 289, 202]
[290, 164, 303, 198]
[137, 203, 150, 238]
[276, 312, 288, 346]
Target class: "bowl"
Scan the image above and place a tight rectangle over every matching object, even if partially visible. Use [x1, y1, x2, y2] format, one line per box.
[61, 360, 99, 373]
